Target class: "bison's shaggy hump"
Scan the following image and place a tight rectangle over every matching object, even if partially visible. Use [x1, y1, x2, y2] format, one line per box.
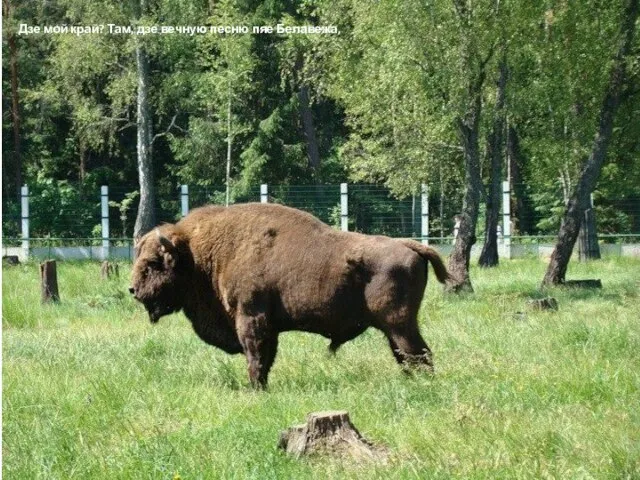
[130, 202, 450, 388]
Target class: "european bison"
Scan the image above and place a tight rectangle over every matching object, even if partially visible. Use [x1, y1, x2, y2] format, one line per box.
[130, 203, 449, 388]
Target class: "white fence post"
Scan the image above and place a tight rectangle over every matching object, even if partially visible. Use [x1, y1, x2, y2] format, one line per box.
[421, 184, 429, 244]
[261, 184, 268, 203]
[181, 185, 189, 217]
[21, 185, 29, 258]
[101, 186, 109, 257]
[340, 183, 348, 232]
[502, 180, 512, 259]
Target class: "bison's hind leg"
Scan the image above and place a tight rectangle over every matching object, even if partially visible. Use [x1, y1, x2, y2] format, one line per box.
[236, 311, 279, 389]
[383, 323, 434, 373]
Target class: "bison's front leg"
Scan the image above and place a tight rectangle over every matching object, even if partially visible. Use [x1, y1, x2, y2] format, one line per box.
[236, 311, 279, 389]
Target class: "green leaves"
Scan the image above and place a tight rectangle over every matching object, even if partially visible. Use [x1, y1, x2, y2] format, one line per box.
[3, 0, 638, 240]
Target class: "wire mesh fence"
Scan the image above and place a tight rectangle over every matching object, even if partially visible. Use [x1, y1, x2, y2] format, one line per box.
[2, 210, 20, 247]
[509, 182, 640, 241]
[2, 182, 640, 254]
[268, 184, 340, 226]
[29, 185, 100, 240]
[349, 185, 421, 238]
[189, 185, 261, 209]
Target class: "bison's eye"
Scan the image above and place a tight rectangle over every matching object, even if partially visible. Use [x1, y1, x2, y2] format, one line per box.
[146, 260, 162, 273]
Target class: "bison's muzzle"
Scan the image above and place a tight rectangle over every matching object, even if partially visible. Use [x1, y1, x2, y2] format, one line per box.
[128, 286, 166, 323]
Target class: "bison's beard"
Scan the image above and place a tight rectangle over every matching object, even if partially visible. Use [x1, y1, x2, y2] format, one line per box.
[145, 301, 177, 324]
[148, 309, 161, 324]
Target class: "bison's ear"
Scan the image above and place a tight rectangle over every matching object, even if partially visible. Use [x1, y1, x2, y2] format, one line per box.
[156, 229, 175, 252]
[156, 229, 178, 266]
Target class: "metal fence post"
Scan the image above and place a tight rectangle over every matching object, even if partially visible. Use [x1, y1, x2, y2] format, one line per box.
[421, 184, 429, 244]
[181, 185, 189, 217]
[21, 185, 29, 259]
[261, 184, 268, 203]
[502, 180, 511, 259]
[101, 186, 109, 258]
[340, 183, 348, 232]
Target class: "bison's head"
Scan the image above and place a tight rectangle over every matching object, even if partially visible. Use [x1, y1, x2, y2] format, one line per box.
[129, 226, 192, 323]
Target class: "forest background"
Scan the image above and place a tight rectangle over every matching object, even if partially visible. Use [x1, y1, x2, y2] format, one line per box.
[2, 0, 639, 274]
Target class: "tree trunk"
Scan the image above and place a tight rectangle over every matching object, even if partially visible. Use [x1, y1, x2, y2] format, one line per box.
[225, 83, 233, 206]
[507, 125, 531, 234]
[439, 164, 445, 240]
[543, 0, 638, 285]
[79, 143, 87, 181]
[299, 85, 321, 172]
[448, 94, 483, 292]
[479, 55, 507, 268]
[3, 0, 22, 198]
[447, 1, 492, 292]
[133, 38, 156, 241]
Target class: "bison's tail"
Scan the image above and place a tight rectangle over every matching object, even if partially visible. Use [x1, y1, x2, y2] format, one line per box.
[399, 239, 450, 284]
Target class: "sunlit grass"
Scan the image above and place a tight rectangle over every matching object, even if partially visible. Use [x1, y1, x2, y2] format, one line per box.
[3, 258, 640, 478]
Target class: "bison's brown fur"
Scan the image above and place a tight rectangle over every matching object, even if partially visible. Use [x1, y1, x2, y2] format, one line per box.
[130, 203, 449, 388]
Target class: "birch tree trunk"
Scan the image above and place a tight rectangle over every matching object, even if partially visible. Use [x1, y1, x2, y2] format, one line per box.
[226, 83, 233, 207]
[542, 0, 638, 285]
[133, 35, 156, 241]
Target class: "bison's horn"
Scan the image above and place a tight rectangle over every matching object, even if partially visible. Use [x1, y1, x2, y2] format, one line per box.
[156, 229, 176, 254]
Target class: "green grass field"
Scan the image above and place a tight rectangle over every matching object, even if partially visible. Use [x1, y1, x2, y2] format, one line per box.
[3, 258, 640, 479]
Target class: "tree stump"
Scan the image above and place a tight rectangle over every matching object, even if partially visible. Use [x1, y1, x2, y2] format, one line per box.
[100, 261, 111, 279]
[3, 255, 20, 266]
[527, 297, 558, 311]
[278, 411, 387, 462]
[100, 261, 118, 279]
[563, 279, 602, 289]
[40, 260, 60, 303]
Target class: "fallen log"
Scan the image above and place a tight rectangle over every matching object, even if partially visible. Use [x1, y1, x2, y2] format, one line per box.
[562, 279, 602, 289]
